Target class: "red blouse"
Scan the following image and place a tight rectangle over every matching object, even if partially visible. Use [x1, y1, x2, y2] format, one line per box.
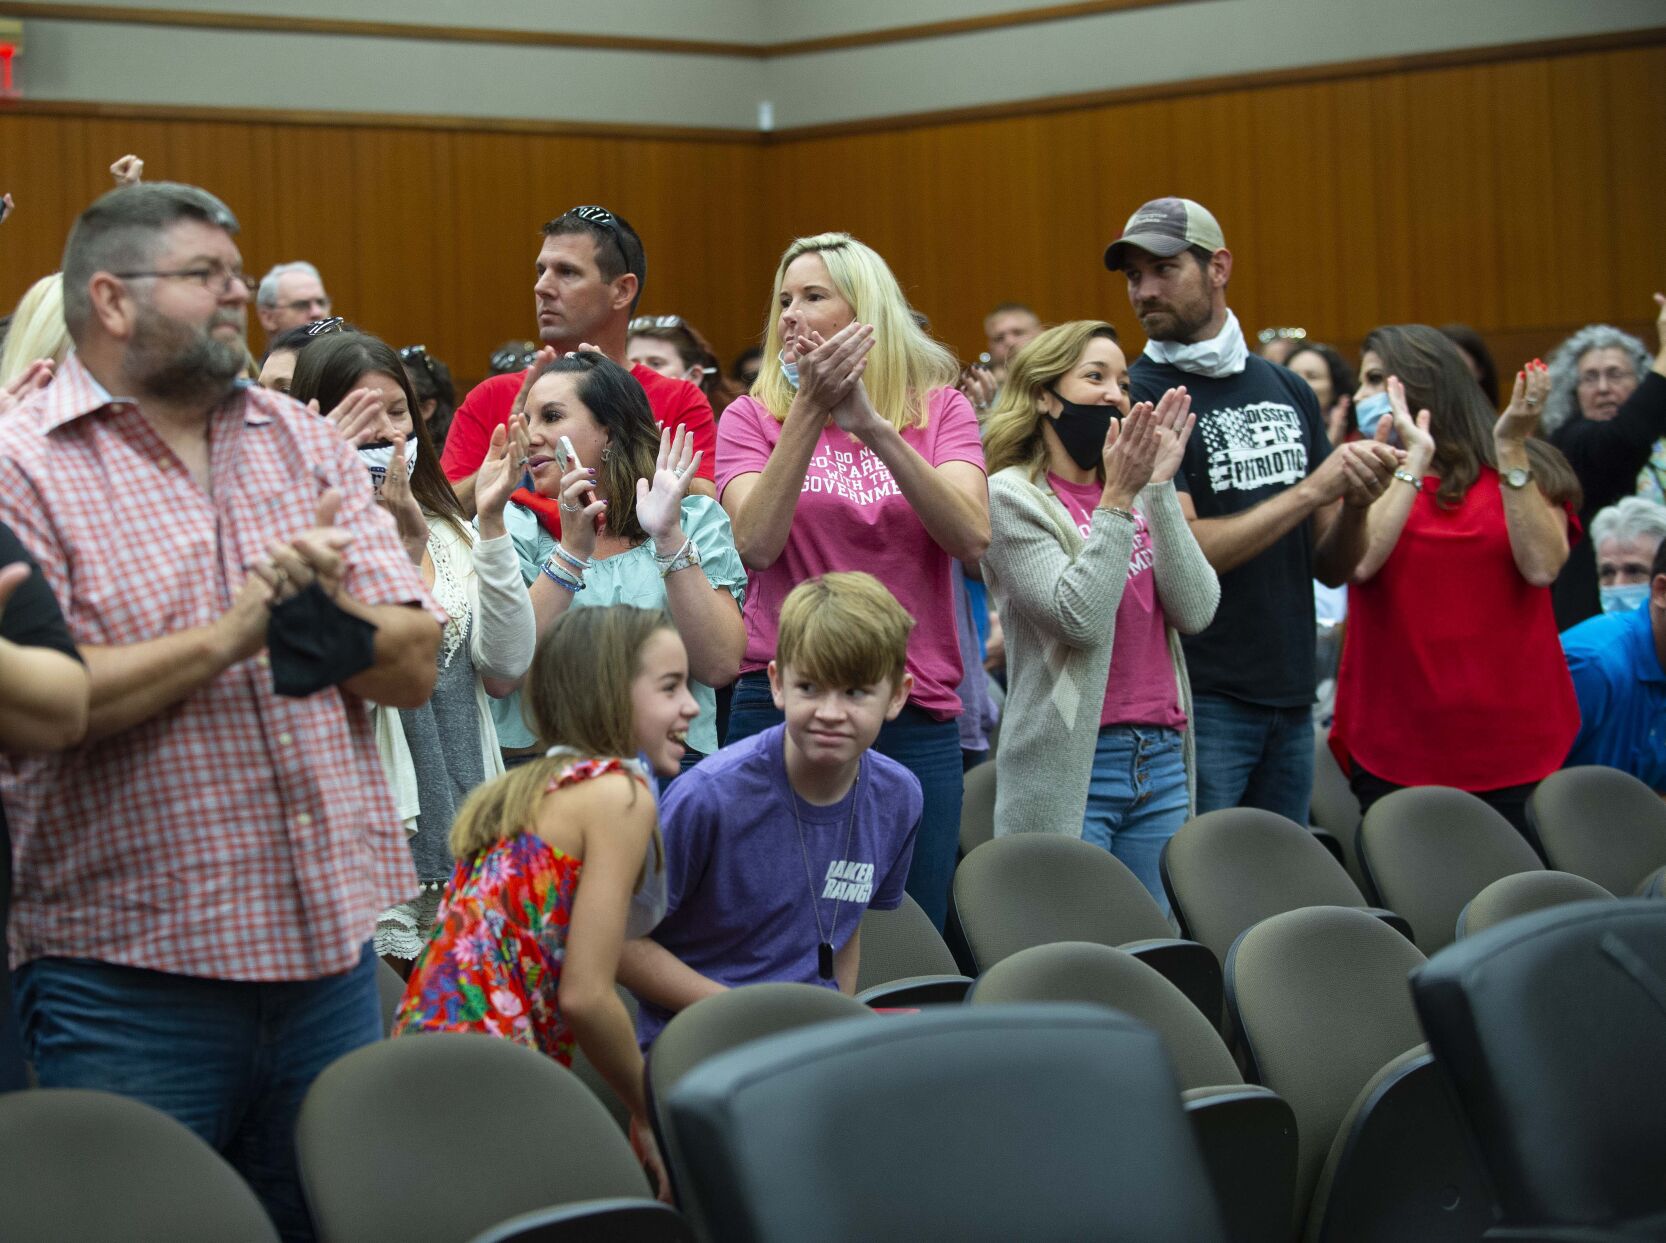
[1330, 467, 1579, 791]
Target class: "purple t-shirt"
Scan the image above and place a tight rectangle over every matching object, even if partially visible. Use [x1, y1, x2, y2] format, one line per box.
[714, 388, 987, 719]
[633, 724, 922, 1047]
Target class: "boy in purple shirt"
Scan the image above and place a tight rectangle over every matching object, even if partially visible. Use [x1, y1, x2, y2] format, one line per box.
[620, 572, 922, 1047]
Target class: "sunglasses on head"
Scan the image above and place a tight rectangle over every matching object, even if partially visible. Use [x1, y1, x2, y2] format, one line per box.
[629, 315, 685, 332]
[399, 344, 439, 385]
[305, 316, 347, 337]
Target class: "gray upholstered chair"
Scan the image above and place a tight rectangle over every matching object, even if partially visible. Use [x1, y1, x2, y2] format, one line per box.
[1226, 906, 1494, 1242]
[663, 1003, 1231, 1243]
[1311, 729, 1367, 887]
[853, 892, 973, 1007]
[953, 834, 1221, 1021]
[1414, 899, 1666, 1239]
[957, 759, 998, 859]
[0, 1088, 281, 1243]
[1456, 869, 1613, 939]
[1358, 785, 1543, 954]
[1528, 766, 1666, 898]
[1161, 806, 1410, 965]
[297, 1031, 649, 1243]
[464, 1199, 693, 1243]
[375, 957, 407, 1036]
[971, 941, 1297, 1243]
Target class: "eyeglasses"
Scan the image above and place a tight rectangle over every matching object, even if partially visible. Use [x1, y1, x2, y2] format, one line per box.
[305, 316, 347, 337]
[629, 315, 686, 332]
[1576, 367, 1635, 390]
[399, 344, 439, 387]
[113, 266, 257, 296]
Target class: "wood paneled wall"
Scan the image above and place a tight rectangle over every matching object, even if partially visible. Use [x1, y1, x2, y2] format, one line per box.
[3, 39, 1663, 389]
[0, 115, 773, 386]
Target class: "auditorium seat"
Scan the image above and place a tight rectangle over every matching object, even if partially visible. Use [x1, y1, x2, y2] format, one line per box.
[1358, 785, 1544, 954]
[464, 1199, 694, 1243]
[1160, 806, 1412, 966]
[970, 942, 1297, 1243]
[1456, 870, 1613, 939]
[1413, 899, 1666, 1238]
[662, 1003, 1231, 1243]
[953, 834, 1221, 1022]
[1310, 729, 1367, 888]
[1226, 906, 1494, 1242]
[297, 1031, 650, 1242]
[375, 957, 406, 1036]
[0, 1088, 281, 1243]
[957, 759, 997, 859]
[853, 892, 973, 1007]
[647, 983, 874, 1201]
[569, 987, 641, 1134]
[1528, 766, 1666, 898]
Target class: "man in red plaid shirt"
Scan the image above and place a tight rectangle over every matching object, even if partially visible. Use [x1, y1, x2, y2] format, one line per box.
[0, 182, 443, 1241]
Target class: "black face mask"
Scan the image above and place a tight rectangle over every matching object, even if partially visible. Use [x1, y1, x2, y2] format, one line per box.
[1046, 387, 1115, 472]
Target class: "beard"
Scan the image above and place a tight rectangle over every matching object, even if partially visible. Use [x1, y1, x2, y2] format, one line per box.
[128, 303, 248, 405]
[1135, 292, 1215, 344]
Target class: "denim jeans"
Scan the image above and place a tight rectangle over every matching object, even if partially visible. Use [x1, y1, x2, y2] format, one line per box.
[14, 943, 381, 1242]
[1083, 726, 1189, 915]
[727, 672, 964, 930]
[1190, 692, 1315, 825]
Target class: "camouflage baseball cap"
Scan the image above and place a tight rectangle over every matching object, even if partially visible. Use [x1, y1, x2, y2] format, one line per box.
[1103, 197, 1226, 271]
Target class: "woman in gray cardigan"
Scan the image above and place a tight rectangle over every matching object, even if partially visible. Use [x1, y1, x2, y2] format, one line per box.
[981, 321, 1218, 909]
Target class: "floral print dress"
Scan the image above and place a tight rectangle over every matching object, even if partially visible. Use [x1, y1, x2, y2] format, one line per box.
[392, 756, 645, 1065]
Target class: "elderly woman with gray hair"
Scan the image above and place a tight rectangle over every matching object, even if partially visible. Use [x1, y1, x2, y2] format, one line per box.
[1543, 293, 1666, 627]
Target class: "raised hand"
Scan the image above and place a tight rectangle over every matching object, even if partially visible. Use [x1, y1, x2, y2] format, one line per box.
[109, 154, 145, 187]
[957, 364, 997, 412]
[510, 346, 560, 419]
[1325, 394, 1352, 447]
[475, 416, 529, 527]
[378, 433, 428, 565]
[793, 322, 872, 417]
[1496, 358, 1550, 445]
[0, 358, 54, 417]
[635, 423, 702, 551]
[317, 388, 398, 447]
[1380, 375, 1434, 473]
[1147, 385, 1195, 486]
[1100, 402, 1160, 509]
[555, 442, 606, 563]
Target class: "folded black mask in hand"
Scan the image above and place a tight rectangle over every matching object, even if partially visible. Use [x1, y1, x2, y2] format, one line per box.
[268, 582, 376, 697]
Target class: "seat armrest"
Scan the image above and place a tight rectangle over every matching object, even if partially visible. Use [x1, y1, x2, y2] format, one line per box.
[856, 975, 973, 1008]
[1363, 907, 1415, 942]
[1184, 1085, 1298, 1243]
[1118, 938, 1223, 1024]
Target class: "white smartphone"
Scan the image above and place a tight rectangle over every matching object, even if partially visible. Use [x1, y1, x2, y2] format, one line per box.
[553, 435, 578, 474]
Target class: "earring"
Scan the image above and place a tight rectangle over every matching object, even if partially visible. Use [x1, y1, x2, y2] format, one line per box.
[600, 444, 614, 464]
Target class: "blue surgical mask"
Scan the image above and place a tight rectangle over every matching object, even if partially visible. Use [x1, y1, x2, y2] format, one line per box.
[1354, 391, 1393, 437]
[779, 350, 800, 390]
[1600, 583, 1650, 614]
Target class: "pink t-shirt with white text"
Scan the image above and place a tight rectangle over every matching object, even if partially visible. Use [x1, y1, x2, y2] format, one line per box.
[716, 389, 987, 719]
[1048, 475, 1187, 731]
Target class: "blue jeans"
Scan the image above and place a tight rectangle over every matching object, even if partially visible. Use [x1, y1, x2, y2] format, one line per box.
[1083, 726, 1189, 915]
[727, 672, 964, 930]
[14, 943, 381, 1242]
[1190, 692, 1315, 825]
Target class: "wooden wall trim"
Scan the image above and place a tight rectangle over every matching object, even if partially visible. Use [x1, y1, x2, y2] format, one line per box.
[0, 97, 756, 143]
[764, 24, 1666, 140]
[0, 0, 1207, 58]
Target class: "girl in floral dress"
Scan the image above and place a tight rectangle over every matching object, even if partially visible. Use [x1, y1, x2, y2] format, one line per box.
[395, 604, 698, 1189]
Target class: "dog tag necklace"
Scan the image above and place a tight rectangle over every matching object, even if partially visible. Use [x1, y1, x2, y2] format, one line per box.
[790, 756, 861, 981]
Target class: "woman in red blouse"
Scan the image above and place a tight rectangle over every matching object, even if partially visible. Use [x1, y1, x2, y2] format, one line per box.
[1330, 326, 1581, 838]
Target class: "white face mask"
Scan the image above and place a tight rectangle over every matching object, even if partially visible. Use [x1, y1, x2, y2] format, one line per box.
[1142, 307, 1249, 379]
[358, 435, 419, 488]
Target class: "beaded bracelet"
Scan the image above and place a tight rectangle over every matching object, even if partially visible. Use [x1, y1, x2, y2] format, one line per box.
[1095, 505, 1135, 524]
[1392, 469, 1421, 490]
[651, 535, 693, 568]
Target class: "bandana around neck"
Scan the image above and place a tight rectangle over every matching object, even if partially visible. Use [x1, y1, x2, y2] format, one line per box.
[1143, 307, 1249, 379]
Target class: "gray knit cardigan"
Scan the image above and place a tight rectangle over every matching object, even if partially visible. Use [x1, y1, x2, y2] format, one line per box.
[983, 468, 1220, 838]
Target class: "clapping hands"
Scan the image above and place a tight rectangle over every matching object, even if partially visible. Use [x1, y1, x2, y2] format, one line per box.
[636, 424, 702, 550]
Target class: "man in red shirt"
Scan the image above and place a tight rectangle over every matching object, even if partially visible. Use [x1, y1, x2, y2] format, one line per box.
[441, 205, 717, 528]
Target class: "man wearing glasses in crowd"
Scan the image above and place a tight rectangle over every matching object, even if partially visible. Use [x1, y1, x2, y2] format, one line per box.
[440, 205, 717, 519]
[256, 260, 334, 341]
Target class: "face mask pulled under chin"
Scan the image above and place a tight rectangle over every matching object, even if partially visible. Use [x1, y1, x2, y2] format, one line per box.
[1600, 582, 1650, 614]
[1047, 388, 1115, 473]
[779, 350, 800, 390]
[358, 435, 419, 489]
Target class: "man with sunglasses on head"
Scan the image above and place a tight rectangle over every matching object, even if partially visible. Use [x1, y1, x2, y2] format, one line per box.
[255, 259, 333, 342]
[0, 182, 442, 1241]
[440, 206, 717, 521]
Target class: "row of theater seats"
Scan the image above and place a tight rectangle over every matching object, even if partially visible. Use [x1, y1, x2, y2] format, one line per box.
[3, 761, 1661, 1241]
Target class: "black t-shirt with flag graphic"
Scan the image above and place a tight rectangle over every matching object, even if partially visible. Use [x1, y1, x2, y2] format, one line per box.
[1130, 353, 1332, 709]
